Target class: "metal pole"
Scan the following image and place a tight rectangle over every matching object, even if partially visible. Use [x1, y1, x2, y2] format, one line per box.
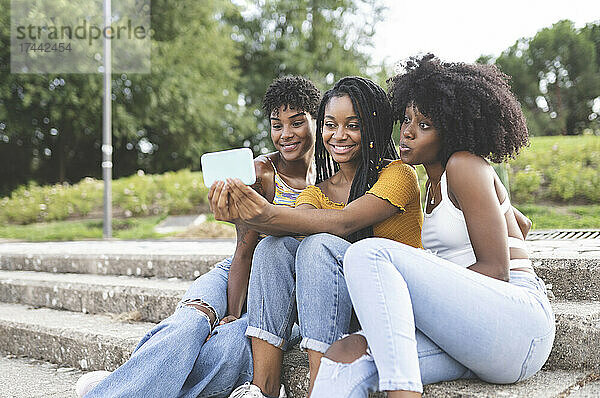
[102, 0, 112, 238]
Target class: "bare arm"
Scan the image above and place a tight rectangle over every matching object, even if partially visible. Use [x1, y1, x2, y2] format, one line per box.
[446, 153, 511, 282]
[226, 178, 399, 238]
[225, 223, 259, 319]
[512, 206, 532, 238]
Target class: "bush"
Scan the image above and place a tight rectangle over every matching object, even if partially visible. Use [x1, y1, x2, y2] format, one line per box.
[509, 136, 600, 204]
[0, 169, 208, 225]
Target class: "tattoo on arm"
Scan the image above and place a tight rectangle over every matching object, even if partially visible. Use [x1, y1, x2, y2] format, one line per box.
[236, 223, 252, 246]
[251, 176, 265, 197]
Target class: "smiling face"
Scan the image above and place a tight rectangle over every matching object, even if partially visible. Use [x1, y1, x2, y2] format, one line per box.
[270, 105, 315, 161]
[398, 104, 442, 166]
[322, 94, 362, 165]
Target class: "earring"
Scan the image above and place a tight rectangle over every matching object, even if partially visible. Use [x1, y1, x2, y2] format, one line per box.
[369, 141, 374, 149]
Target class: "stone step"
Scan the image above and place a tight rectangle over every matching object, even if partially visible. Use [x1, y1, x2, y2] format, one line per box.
[1, 268, 600, 372]
[548, 301, 600, 371]
[0, 352, 595, 398]
[423, 370, 599, 398]
[1, 301, 600, 397]
[1, 300, 598, 374]
[0, 302, 153, 371]
[529, 240, 600, 301]
[0, 240, 234, 280]
[534, 258, 600, 301]
[1, 253, 593, 301]
[0, 244, 597, 301]
[0, 270, 191, 323]
[0, 355, 82, 398]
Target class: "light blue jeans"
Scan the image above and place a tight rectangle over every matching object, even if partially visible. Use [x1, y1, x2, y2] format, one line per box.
[86, 257, 253, 398]
[312, 238, 555, 397]
[246, 233, 354, 354]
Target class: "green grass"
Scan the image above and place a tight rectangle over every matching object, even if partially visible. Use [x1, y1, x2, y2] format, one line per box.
[0, 216, 169, 241]
[516, 204, 600, 229]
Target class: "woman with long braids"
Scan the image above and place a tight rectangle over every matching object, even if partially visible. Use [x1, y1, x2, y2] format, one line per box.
[308, 55, 554, 398]
[210, 76, 423, 398]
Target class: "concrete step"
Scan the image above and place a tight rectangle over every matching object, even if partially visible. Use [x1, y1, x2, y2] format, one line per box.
[0, 270, 190, 323]
[423, 370, 599, 398]
[1, 268, 599, 372]
[0, 355, 82, 398]
[1, 299, 599, 372]
[1, 351, 596, 398]
[0, 240, 234, 280]
[549, 301, 600, 371]
[1, 239, 598, 300]
[534, 258, 600, 301]
[529, 240, 600, 301]
[0, 302, 153, 371]
[0, 302, 599, 397]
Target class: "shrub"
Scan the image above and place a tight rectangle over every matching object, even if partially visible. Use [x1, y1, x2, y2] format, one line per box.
[0, 169, 208, 225]
[509, 136, 600, 204]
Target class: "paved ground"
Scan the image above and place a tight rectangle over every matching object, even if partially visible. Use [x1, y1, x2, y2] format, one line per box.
[0, 238, 598, 258]
[0, 355, 82, 398]
[0, 239, 236, 256]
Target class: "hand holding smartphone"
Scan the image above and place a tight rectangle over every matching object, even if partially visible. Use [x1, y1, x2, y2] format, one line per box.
[201, 148, 256, 188]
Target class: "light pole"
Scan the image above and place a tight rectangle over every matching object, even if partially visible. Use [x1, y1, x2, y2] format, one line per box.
[102, 0, 112, 238]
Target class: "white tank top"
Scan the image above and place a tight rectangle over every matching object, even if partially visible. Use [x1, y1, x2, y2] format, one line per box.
[421, 171, 515, 268]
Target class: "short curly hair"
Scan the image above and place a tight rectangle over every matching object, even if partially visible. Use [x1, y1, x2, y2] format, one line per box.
[262, 75, 321, 119]
[387, 54, 529, 166]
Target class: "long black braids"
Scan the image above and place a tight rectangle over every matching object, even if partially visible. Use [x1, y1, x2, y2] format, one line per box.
[315, 76, 398, 243]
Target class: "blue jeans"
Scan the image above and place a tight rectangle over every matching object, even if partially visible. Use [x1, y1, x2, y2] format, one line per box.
[311, 239, 555, 397]
[86, 258, 253, 398]
[246, 233, 353, 354]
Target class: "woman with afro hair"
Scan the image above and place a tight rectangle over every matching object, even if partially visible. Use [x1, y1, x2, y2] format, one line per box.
[309, 55, 555, 398]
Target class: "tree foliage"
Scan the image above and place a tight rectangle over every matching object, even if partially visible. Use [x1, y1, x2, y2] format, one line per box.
[0, 0, 241, 194]
[490, 20, 600, 136]
[0, 0, 385, 195]
[223, 0, 384, 153]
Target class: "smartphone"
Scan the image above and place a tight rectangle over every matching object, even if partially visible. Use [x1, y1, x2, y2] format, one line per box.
[201, 148, 256, 188]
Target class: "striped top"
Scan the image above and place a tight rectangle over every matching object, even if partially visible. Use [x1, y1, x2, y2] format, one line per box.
[258, 157, 304, 239]
[269, 158, 303, 208]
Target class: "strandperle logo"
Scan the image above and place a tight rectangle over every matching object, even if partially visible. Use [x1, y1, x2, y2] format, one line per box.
[11, 0, 151, 74]
[15, 19, 149, 45]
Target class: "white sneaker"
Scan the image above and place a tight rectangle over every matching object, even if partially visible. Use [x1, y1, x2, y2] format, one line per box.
[278, 384, 287, 398]
[228, 382, 287, 398]
[75, 370, 112, 397]
[229, 383, 265, 398]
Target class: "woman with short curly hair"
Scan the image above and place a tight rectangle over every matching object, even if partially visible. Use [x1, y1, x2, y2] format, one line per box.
[310, 55, 555, 398]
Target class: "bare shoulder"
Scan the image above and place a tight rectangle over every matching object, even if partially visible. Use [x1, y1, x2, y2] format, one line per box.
[254, 154, 276, 179]
[445, 152, 494, 190]
[252, 153, 276, 198]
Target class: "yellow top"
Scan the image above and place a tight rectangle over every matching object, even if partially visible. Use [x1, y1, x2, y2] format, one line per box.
[295, 160, 423, 249]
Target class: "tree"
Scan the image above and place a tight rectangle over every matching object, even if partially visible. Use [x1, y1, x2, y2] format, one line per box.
[1, 0, 387, 195]
[0, 0, 242, 194]
[224, 0, 385, 153]
[493, 20, 600, 136]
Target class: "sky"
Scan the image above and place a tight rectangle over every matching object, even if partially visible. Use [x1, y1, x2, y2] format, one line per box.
[370, 0, 599, 67]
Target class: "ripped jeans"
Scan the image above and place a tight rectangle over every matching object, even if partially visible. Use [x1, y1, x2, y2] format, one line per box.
[86, 257, 253, 398]
[246, 233, 354, 353]
[312, 239, 555, 397]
